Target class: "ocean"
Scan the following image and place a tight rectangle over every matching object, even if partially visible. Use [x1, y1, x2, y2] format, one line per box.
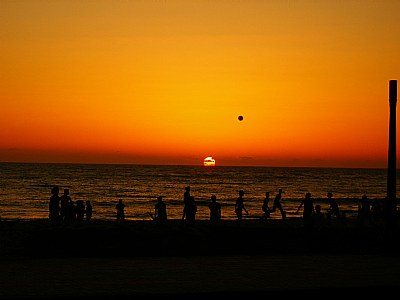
[0, 162, 398, 221]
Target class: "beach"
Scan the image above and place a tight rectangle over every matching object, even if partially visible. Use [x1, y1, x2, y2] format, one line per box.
[1, 217, 400, 298]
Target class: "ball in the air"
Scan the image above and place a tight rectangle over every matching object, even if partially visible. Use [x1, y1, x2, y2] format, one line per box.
[238, 115, 243, 121]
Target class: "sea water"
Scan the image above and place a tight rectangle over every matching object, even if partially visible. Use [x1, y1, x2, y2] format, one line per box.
[0, 162, 398, 221]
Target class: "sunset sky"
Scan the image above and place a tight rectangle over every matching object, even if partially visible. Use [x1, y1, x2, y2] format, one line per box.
[1, 0, 399, 168]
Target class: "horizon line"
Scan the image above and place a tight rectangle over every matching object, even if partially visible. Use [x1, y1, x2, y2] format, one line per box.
[0, 160, 394, 170]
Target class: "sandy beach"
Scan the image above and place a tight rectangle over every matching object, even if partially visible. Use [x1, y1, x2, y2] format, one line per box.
[1, 218, 400, 299]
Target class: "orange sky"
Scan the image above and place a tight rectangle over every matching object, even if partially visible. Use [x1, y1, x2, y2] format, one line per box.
[1, 0, 400, 167]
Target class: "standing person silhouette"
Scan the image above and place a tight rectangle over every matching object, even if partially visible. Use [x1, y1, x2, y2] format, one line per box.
[357, 195, 374, 227]
[75, 200, 85, 222]
[235, 190, 248, 226]
[69, 199, 77, 221]
[154, 196, 167, 227]
[49, 186, 60, 226]
[182, 186, 191, 222]
[182, 186, 197, 227]
[60, 188, 71, 223]
[116, 199, 125, 221]
[209, 195, 221, 224]
[271, 189, 286, 219]
[261, 192, 271, 220]
[314, 204, 325, 230]
[296, 192, 315, 230]
[85, 200, 93, 222]
[187, 196, 197, 227]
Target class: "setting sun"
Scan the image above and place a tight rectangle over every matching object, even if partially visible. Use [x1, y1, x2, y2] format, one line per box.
[204, 156, 216, 167]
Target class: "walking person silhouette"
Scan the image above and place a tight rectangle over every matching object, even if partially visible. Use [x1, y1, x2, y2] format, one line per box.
[261, 191, 271, 220]
[271, 189, 286, 219]
[235, 190, 248, 226]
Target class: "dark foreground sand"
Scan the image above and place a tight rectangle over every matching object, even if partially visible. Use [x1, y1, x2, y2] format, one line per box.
[1, 218, 400, 299]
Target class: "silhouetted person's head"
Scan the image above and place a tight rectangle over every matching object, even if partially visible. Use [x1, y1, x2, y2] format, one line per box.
[278, 189, 282, 194]
[239, 190, 244, 197]
[315, 204, 321, 212]
[52, 186, 59, 195]
[327, 192, 333, 198]
[64, 189, 69, 195]
[306, 192, 311, 198]
[211, 195, 216, 202]
[266, 192, 270, 197]
[185, 186, 190, 192]
[119, 199, 123, 204]
[157, 196, 163, 203]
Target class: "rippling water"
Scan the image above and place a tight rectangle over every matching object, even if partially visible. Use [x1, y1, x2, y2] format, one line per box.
[0, 162, 398, 221]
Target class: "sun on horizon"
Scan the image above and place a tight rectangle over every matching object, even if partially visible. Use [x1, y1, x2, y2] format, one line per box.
[204, 156, 216, 167]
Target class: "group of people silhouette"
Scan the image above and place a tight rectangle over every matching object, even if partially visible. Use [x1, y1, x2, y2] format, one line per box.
[49, 185, 388, 230]
[49, 186, 92, 226]
[261, 189, 286, 221]
[160, 187, 287, 228]
[294, 191, 388, 230]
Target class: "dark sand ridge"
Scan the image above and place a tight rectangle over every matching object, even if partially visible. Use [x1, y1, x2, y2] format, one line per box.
[1, 217, 400, 299]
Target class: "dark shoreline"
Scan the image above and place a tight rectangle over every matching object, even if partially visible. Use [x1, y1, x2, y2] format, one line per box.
[1, 218, 400, 299]
[1, 217, 399, 258]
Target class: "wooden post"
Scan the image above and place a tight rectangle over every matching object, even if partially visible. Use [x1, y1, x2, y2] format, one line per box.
[387, 80, 397, 226]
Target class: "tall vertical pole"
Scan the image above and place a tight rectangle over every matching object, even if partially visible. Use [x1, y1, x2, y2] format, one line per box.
[387, 79, 397, 225]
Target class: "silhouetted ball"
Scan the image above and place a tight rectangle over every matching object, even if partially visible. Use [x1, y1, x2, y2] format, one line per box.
[238, 115, 243, 121]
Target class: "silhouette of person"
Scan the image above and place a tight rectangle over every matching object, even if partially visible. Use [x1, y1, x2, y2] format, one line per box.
[296, 192, 315, 230]
[184, 186, 191, 201]
[235, 190, 248, 226]
[182, 186, 197, 227]
[182, 186, 191, 221]
[209, 195, 221, 224]
[49, 186, 60, 225]
[371, 197, 384, 221]
[271, 189, 286, 219]
[85, 200, 92, 222]
[60, 188, 71, 222]
[116, 199, 125, 221]
[76, 200, 85, 222]
[313, 204, 325, 230]
[187, 196, 198, 227]
[68, 199, 77, 221]
[154, 196, 167, 227]
[326, 192, 344, 223]
[357, 195, 374, 227]
[261, 192, 271, 220]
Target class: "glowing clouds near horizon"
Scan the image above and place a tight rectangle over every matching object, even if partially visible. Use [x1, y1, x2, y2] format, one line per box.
[204, 156, 216, 166]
